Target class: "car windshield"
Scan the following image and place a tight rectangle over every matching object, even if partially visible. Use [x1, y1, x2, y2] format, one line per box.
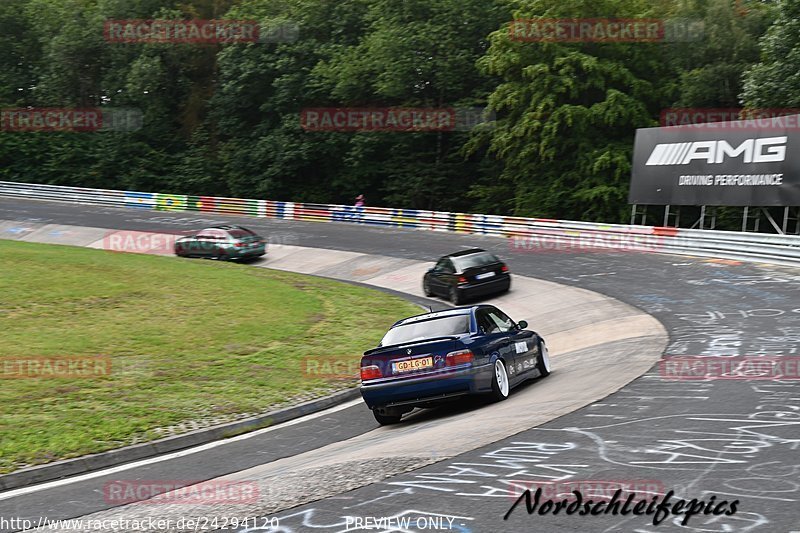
[227, 228, 257, 238]
[451, 252, 499, 271]
[381, 315, 470, 346]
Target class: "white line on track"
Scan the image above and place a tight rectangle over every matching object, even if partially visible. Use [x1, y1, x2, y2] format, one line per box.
[0, 399, 362, 501]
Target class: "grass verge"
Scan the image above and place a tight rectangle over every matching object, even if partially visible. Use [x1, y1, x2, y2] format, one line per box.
[0, 240, 420, 473]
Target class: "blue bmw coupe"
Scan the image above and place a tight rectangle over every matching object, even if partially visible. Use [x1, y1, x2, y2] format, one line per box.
[360, 305, 551, 425]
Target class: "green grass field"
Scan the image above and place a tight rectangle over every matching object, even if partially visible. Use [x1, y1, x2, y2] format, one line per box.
[0, 240, 420, 474]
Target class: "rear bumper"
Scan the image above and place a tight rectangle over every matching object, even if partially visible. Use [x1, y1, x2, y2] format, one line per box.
[360, 362, 494, 409]
[229, 245, 266, 258]
[460, 275, 510, 298]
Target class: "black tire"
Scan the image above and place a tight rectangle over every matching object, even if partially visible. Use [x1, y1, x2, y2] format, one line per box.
[536, 338, 551, 378]
[423, 277, 434, 297]
[489, 359, 510, 401]
[216, 250, 229, 261]
[373, 410, 402, 425]
[450, 286, 464, 305]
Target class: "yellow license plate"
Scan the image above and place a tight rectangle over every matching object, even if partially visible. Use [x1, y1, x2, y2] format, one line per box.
[392, 357, 434, 373]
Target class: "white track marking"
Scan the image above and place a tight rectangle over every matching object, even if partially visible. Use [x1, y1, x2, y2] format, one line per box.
[0, 399, 361, 500]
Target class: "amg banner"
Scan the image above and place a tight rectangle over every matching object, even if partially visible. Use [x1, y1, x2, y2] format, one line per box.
[629, 118, 800, 206]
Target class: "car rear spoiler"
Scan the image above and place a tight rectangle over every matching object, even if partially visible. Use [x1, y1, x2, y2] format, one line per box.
[363, 336, 459, 356]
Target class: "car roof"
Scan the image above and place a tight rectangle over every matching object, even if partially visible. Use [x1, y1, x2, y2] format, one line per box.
[445, 248, 487, 258]
[392, 305, 503, 328]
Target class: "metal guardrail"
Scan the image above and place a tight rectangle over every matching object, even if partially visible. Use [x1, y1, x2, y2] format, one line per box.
[1, 180, 800, 267]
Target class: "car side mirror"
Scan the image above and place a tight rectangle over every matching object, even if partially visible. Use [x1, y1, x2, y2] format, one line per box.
[517, 320, 528, 330]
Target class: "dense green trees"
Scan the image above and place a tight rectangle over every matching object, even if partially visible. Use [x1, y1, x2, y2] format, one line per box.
[742, 0, 800, 108]
[0, 0, 787, 221]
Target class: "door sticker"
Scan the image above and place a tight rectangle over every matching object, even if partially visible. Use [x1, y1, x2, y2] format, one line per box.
[514, 341, 528, 354]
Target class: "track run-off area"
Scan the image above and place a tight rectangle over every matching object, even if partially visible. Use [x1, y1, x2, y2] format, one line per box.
[0, 197, 799, 533]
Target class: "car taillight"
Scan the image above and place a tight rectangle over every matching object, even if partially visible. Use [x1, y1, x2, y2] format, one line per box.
[360, 365, 382, 380]
[458, 276, 468, 284]
[445, 350, 474, 367]
[501, 265, 509, 273]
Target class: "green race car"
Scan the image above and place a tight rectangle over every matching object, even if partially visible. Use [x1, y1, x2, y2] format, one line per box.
[174, 225, 266, 261]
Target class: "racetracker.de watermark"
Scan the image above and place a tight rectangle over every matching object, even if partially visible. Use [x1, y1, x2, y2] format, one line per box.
[300, 107, 494, 132]
[102, 230, 185, 255]
[660, 356, 800, 381]
[102, 480, 260, 505]
[102, 230, 295, 255]
[661, 108, 800, 131]
[509, 18, 703, 42]
[508, 232, 681, 254]
[300, 357, 360, 380]
[0, 108, 142, 132]
[104, 19, 299, 44]
[0, 357, 111, 379]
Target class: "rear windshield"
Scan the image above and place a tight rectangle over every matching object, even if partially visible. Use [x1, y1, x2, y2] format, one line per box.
[381, 315, 471, 346]
[226, 228, 257, 238]
[451, 252, 500, 271]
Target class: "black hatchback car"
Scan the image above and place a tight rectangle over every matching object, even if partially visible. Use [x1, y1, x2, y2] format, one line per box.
[174, 225, 266, 260]
[423, 249, 510, 305]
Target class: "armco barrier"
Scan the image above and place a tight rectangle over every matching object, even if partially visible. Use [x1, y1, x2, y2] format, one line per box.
[1, 180, 800, 267]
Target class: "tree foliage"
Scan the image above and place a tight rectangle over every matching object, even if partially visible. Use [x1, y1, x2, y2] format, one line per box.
[742, 0, 800, 108]
[0, 0, 784, 221]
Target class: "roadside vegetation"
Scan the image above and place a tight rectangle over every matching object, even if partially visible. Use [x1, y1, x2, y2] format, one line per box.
[0, 0, 790, 227]
[0, 240, 420, 473]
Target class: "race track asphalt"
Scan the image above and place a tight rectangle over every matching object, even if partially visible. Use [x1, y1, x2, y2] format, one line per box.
[1, 198, 799, 533]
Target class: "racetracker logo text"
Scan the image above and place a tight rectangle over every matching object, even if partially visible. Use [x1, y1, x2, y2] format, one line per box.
[104, 19, 299, 44]
[660, 356, 800, 381]
[0, 108, 142, 132]
[661, 108, 800, 131]
[0, 357, 111, 379]
[102, 480, 260, 505]
[509, 18, 703, 42]
[508, 232, 676, 254]
[645, 137, 787, 166]
[300, 357, 360, 379]
[300, 107, 493, 132]
[102, 230, 185, 255]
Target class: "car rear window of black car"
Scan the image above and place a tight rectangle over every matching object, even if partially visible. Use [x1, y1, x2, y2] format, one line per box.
[381, 315, 470, 346]
[451, 252, 500, 271]
[226, 228, 257, 238]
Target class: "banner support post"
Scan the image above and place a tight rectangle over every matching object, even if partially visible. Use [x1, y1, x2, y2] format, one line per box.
[763, 208, 783, 234]
[783, 207, 789, 234]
